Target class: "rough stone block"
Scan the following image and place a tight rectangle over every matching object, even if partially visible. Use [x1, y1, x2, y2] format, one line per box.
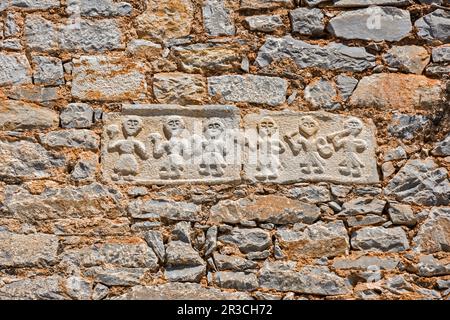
[243, 111, 379, 184]
[0, 100, 58, 130]
[0, 53, 32, 86]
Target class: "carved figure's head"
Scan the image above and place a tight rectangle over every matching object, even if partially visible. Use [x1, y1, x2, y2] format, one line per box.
[164, 116, 185, 138]
[344, 117, 363, 136]
[204, 118, 225, 139]
[299, 116, 319, 137]
[123, 116, 143, 137]
[258, 117, 277, 137]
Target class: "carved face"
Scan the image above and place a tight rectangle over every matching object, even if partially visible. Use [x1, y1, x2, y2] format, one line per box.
[123, 116, 142, 137]
[258, 117, 277, 137]
[164, 116, 185, 138]
[299, 116, 318, 137]
[345, 118, 363, 136]
[204, 118, 224, 139]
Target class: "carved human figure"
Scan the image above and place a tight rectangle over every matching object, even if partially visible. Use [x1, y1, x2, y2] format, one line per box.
[107, 116, 148, 181]
[284, 116, 333, 174]
[327, 117, 367, 177]
[150, 116, 190, 179]
[197, 118, 228, 177]
[248, 117, 287, 180]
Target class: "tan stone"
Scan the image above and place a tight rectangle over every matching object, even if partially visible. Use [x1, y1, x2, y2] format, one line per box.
[71, 55, 147, 102]
[209, 195, 320, 224]
[349, 74, 443, 110]
[135, 0, 194, 41]
[243, 111, 379, 184]
[0, 100, 58, 130]
[102, 104, 241, 185]
[153, 73, 207, 105]
[173, 43, 242, 74]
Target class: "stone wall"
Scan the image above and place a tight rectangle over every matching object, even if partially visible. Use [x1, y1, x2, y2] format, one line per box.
[0, 0, 449, 300]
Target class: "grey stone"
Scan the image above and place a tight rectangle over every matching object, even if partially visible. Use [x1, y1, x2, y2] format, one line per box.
[165, 241, 205, 269]
[213, 253, 258, 271]
[219, 228, 271, 254]
[276, 221, 349, 258]
[437, 279, 450, 290]
[203, 0, 235, 36]
[0, 100, 58, 131]
[383, 275, 414, 295]
[416, 255, 450, 277]
[432, 134, 450, 156]
[351, 226, 409, 252]
[340, 197, 386, 216]
[84, 267, 146, 286]
[24, 15, 58, 51]
[71, 55, 147, 101]
[384, 146, 407, 162]
[413, 207, 450, 253]
[129, 200, 202, 222]
[144, 231, 165, 262]
[304, 0, 328, 6]
[153, 72, 207, 105]
[382, 162, 396, 179]
[39, 129, 100, 150]
[256, 36, 376, 72]
[205, 226, 218, 257]
[304, 79, 339, 109]
[127, 187, 148, 197]
[290, 185, 331, 203]
[172, 221, 191, 244]
[246, 250, 270, 260]
[333, 0, 409, 6]
[245, 15, 284, 33]
[113, 282, 252, 300]
[332, 255, 400, 270]
[335, 75, 358, 101]
[331, 185, 352, 198]
[385, 159, 450, 206]
[327, 7, 412, 41]
[432, 45, 450, 63]
[0, 38, 23, 50]
[208, 74, 287, 106]
[65, 276, 92, 300]
[60, 103, 94, 129]
[0, 53, 32, 86]
[32, 55, 64, 86]
[2, 0, 60, 10]
[0, 232, 58, 267]
[290, 8, 324, 36]
[92, 283, 109, 300]
[388, 203, 416, 227]
[173, 43, 242, 74]
[66, 0, 132, 17]
[383, 45, 430, 75]
[0, 276, 66, 300]
[212, 271, 258, 291]
[388, 112, 430, 140]
[0, 140, 65, 181]
[71, 154, 98, 181]
[425, 64, 450, 77]
[209, 195, 320, 225]
[415, 10, 450, 42]
[165, 265, 206, 282]
[259, 261, 351, 295]
[346, 215, 387, 227]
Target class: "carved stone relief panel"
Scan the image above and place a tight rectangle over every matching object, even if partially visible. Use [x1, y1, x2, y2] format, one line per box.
[102, 104, 241, 185]
[243, 111, 379, 184]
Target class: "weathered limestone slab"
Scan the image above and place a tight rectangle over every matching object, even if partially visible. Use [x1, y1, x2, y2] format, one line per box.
[0, 232, 59, 267]
[332, 0, 409, 7]
[240, 0, 294, 10]
[0, 0, 60, 11]
[134, 0, 194, 40]
[0, 53, 32, 86]
[71, 55, 147, 101]
[243, 111, 379, 184]
[102, 104, 241, 185]
[0, 100, 58, 130]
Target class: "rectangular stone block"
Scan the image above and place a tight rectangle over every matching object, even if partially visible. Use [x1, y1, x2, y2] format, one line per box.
[243, 111, 379, 184]
[102, 104, 241, 185]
